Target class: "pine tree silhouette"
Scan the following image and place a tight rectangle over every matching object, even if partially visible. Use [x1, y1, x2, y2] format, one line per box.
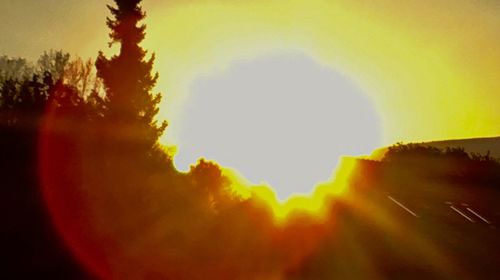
[95, 0, 167, 151]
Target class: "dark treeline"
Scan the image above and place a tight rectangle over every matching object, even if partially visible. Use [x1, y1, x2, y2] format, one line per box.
[0, 47, 236, 276]
[380, 142, 500, 187]
[0, 51, 103, 278]
[0, 0, 240, 278]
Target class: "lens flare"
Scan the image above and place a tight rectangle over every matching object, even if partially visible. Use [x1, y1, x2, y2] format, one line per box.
[27, 0, 499, 278]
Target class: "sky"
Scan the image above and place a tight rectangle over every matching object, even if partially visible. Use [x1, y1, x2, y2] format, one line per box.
[1, 0, 499, 145]
[1, 0, 499, 197]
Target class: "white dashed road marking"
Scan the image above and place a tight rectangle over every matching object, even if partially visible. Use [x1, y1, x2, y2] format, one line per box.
[388, 196, 419, 217]
[450, 205, 475, 223]
[466, 207, 491, 224]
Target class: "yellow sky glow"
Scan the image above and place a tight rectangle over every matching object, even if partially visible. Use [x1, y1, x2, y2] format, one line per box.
[134, 0, 500, 147]
[2, 0, 498, 145]
[130, 0, 498, 200]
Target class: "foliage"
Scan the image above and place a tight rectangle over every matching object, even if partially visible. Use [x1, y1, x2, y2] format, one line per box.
[96, 0, 167, 153]
[382, 142, 500, 186]
[0, 51, 98, 277]
[37, 50, 70, 81]
[0, 55, 34, 82]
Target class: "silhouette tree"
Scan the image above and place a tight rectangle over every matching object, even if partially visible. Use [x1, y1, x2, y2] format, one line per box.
[381, 142, 500, 187]
[95, 0, 167, 153]
[0, 51, 82, 128]
[37, 50, 70, 81]
[0, 56, 33, 83]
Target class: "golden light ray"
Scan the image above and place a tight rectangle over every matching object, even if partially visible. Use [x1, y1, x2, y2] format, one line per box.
[222, 157, 359, 225]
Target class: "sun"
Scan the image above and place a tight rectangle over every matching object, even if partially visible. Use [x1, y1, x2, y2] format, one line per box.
[174, 52, 382, 200]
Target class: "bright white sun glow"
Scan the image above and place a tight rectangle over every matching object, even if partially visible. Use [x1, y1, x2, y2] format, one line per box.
[175, 52, 382, 200]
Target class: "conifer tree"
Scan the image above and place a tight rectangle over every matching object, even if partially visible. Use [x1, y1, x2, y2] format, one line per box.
[95, 0, 167, 151]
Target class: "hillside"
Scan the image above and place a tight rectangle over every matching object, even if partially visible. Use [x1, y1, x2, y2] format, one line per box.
[371, 136, 500, 160]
